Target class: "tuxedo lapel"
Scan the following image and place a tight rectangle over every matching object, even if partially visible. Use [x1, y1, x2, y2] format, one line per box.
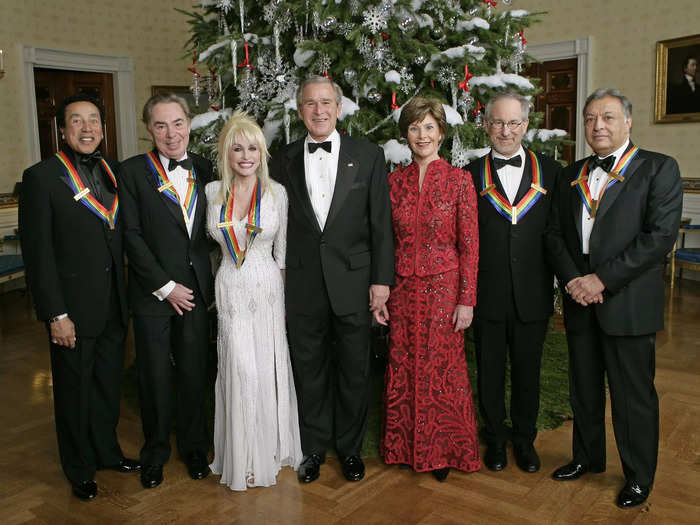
[569, 164, 584, 246]
[512, 151, 533, 203]
[143, 152, 189, 234]
[593, 145, 644, 222]
[286, 141, 321, 234]
[325, 138, 358, 230]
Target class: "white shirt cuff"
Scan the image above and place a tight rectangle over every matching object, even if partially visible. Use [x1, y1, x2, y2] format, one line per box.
[153, 280, 176, 301]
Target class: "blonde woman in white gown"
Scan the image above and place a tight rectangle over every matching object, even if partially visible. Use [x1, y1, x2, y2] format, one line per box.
[206, 111, 302, 490]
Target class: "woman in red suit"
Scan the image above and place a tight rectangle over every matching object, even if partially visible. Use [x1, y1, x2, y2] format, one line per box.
[381, 97, 481, 481]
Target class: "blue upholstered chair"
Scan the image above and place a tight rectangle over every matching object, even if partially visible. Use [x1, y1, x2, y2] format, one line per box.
[670, 225, 700, 289]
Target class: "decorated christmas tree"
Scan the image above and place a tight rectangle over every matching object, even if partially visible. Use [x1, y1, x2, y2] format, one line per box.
[180, 0, 567, 169]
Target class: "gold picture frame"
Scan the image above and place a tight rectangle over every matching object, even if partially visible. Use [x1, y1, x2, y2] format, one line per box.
[654, 34, 700, 123]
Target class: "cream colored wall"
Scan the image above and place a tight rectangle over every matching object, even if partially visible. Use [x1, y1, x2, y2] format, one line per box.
[521, 0, 700, 179]
[0, 0, 195, 192]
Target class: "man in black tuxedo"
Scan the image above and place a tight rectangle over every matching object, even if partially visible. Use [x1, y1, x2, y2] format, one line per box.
[546, 88, 682, 508]
[466, 91, 559, 474]
[270, 76, 394, 483]
[119, 93, 214, 489]
[19, 93, 140, 501]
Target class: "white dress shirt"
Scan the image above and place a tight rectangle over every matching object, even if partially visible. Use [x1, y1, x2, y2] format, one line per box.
[581, 139, 629, 254]
[493, 146, 525, 204]
[153, 152, 197, 301]
[304, 129, 340, 230]
[685, 73, 696, 92]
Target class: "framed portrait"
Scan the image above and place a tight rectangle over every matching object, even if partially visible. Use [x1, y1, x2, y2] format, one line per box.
[654, 34, 700, 123]
[151, 85, 209, 115]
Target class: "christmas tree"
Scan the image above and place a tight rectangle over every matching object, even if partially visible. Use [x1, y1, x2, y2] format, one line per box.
[180, 0, 568, 169]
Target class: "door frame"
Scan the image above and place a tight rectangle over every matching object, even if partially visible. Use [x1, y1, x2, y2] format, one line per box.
[528, 37, 591, 161]
[22, 46, 137, 164]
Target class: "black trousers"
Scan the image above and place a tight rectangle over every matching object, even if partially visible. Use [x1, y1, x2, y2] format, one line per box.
[566, 308, 658, 486]
[49, 295, 125, 484]
[287, 295, 371, 458]
[133, 293, 210, 466]
[473, 298, 549, 447]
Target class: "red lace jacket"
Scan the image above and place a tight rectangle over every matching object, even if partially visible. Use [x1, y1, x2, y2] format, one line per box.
[388, 158, 478, 306]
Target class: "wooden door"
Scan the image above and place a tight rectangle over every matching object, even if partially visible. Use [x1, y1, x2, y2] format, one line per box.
[33, 68, 118, 160]
[525, 58, 577, 165]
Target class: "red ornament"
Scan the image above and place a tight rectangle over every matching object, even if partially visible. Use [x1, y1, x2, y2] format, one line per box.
[391, 92, 399, 110]
[458, 64, 473, 92]
[237, 41, 253, 69]
[519, 30, 527, 45]
[211, 105, 220, 111]
[187, 51, 200, 77]
[381, 32, 389, 40]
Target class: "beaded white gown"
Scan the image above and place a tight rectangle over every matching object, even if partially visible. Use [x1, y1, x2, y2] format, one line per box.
[206, 180, 302, 491]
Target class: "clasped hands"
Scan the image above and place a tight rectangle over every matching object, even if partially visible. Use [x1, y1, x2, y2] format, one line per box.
[566, 273, 605, 306]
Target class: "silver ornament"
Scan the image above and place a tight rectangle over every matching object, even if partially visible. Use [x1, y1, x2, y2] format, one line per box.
[466, 35, 479, 46]
[398, 16, 415, 33]
[430, 27, 444, 41]
[413, 54, 427, 66]
[503, 0, 512, 5]
[344, 68, 357, 83]
[321, 15, 337, 32]
[367, 89, 382, 103]
[468, 6, 479, 16]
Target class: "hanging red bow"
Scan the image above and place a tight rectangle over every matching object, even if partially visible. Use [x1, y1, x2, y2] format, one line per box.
[458, 64, 473, 92]
[187, 51, 200, 77]
[391, 92, 399, 110]
[473, 101, 483, 115]
[237, 41, 253, 69]
[519, 30, 527, 45]
[483, 0, 498, 6]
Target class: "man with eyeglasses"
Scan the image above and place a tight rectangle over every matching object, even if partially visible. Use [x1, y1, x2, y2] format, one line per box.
[466, 91, 561, 475]
[545, 88, 682, 508]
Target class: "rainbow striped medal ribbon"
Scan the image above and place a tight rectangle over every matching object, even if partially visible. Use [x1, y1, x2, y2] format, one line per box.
[480, 150, 547, 225]
[570, 146, 639, 218]
[55, 151, 119, 229]
[144, 152, 198, 226]
[217, 179, 263, 268]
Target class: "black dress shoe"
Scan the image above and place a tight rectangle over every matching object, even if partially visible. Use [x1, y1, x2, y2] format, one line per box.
[341, 455, 365, 482]
[298, 453, 325, 483]
[104, 457, 141, 473]
[552, 462, 588, 481]
[513, 444, 541, 473]
[617, 482, 650, 509]
[484, 445, 507, 471]
[432, 468, 449, 482]
[141, 464, 163, 489]
[72, 480, 97, 501]
[186, 451, 210, 480]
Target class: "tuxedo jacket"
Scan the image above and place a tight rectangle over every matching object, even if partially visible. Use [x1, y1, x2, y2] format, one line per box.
[19, 152, 128, 336]
[467, 151, 560, 322]
[118, 151, 214, 316]
[669, 78, 700, 114]
[270, 134, 395, 316]
[545, 144, 683, 336]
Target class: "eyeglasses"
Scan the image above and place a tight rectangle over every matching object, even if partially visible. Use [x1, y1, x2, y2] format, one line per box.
[488, 120, 523, 131]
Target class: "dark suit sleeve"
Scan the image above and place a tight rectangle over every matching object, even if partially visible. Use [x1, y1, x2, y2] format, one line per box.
[19, 166, 66, 320]
[368, 146, 395, 286]
[118, 161, 172, 294]
[595, 156, 683, 294]
[545, 168, 582, 286]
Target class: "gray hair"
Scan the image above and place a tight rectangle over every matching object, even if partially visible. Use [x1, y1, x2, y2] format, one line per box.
[142, 92, 191, 124]
[583, 89, 632, 119]
[296, 75, 343, 108]
[485, 90, 530, 121]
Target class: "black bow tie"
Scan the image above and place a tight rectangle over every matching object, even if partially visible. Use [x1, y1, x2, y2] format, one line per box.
[493, 155, 522, 170]
[308, 141, 332, 154]
[589, 155, 615, 173]
[79, 150, 103, 164]
[168, 157, 193, 171]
